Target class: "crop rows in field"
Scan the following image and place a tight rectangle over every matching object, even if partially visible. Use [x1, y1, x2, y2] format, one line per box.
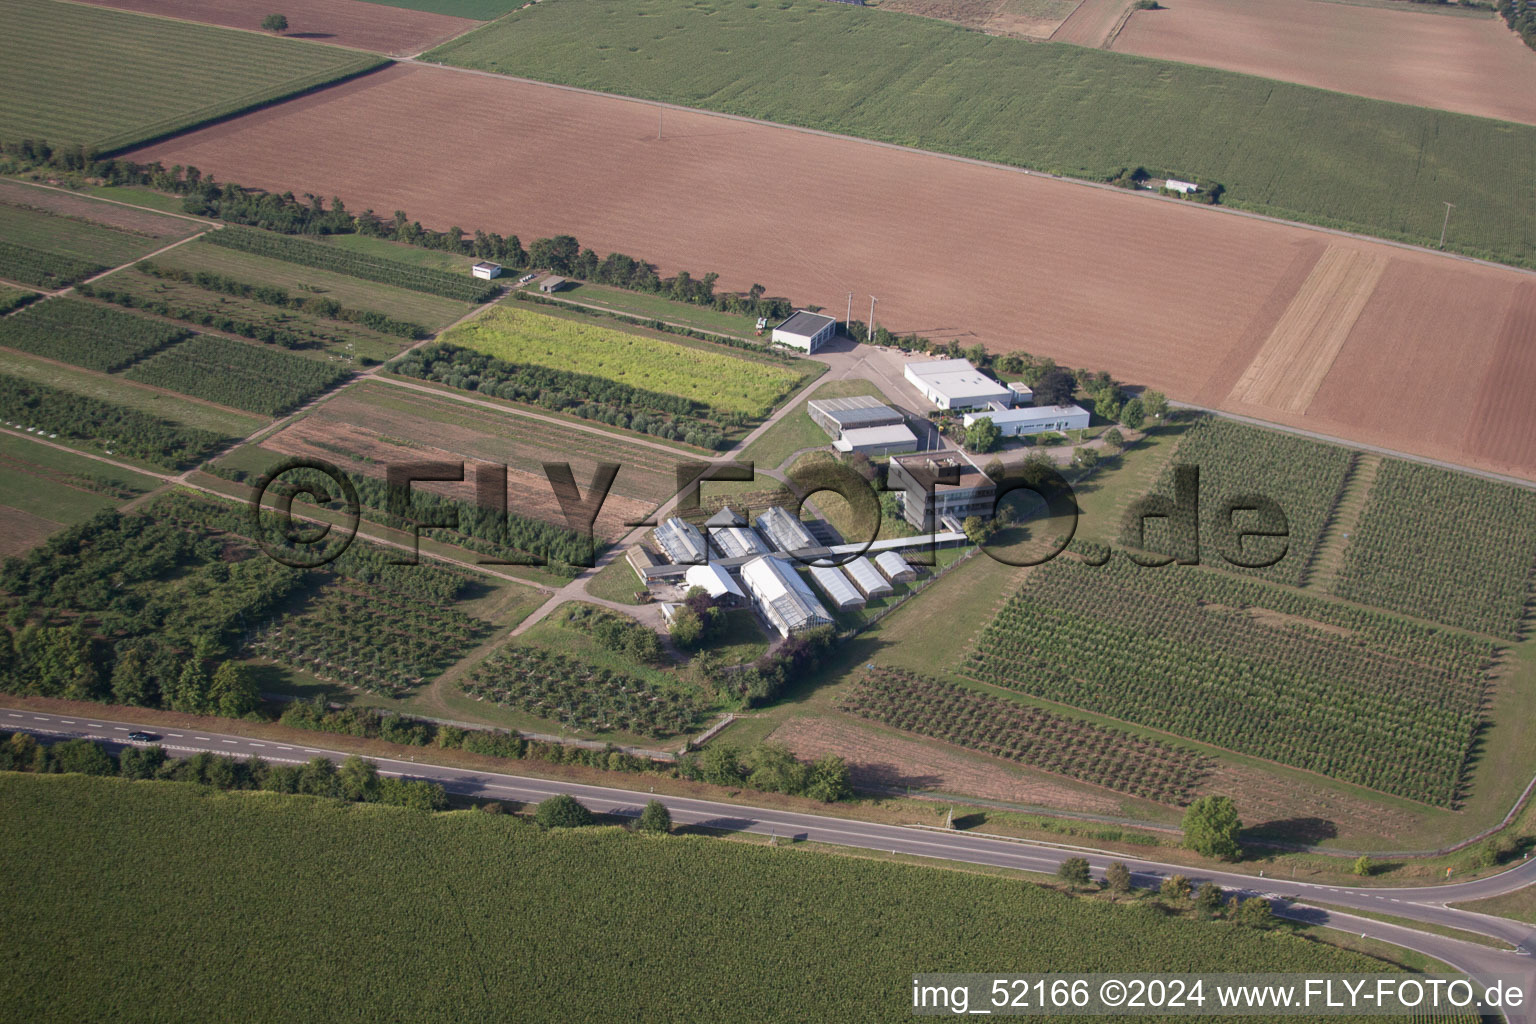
[0, 241, 104, 290]
[0, 297, 188, 372]
[0, 372, 224, 469]
[205, 228, 497, 303]
[0, 0, 386, 151]
[1125, 417, 1354, 585]
[440, 305, 804, 418]
[840, 668, 1210, 805]
[0, 287, 39, 316]
[125, 334, 349, 415]
[249, 584, 492, 697]
[965, 558, 1494, 806]
[1333, 460, 1536, 640]
[465, 644, 706, 737]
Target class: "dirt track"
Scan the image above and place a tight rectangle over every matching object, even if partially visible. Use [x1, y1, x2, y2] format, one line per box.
[75, 0, 479, 55]
[1049, 0, 1129, 45]
[133, 63, 1536, 481]
[1113, 0, 1536, 126]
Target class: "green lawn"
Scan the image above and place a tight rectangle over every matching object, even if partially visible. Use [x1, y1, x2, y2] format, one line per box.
[0, 431, 159, 524]
[80, 185, 195, 215]
[0, 0, 386, 152]
[532, 280, 763, 339]
[429, 0, 1536, 268]
[0, 349, 266, 437]
[153, 240, 473, 329]
[700, 608, 771, 665]
[315, 232, 477, 273]
[0, 773, 1440, 1023]
[584, 556, 649, 605]
[443, 305, 806, 417]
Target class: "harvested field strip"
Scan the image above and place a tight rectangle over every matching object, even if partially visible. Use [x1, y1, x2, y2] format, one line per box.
[1050, 0, 1131, 44]
[0, 0, 386, 152]
[0, 505, 61, 557]
[1230, 247, 1388, 414]
[840, 667, 1211, 804]
[1462, 285, 1536, 469]
[425, 0, 1536, 266]
[965, 557, 1495, 806]
[0, 179, 205, 238]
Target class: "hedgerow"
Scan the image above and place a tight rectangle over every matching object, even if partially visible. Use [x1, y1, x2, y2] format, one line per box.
[205, 227, 499, 303]
[124, 334, 349, 415]
[0, 372, 224, 468]
[0, 296, 188, 371]
[841, 667, 1210, 805]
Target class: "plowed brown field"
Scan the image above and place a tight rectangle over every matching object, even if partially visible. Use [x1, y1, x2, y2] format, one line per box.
[78, 0, 478, 56]
[1113, 0, 1536, 125]
[134, 63, 1536, 480]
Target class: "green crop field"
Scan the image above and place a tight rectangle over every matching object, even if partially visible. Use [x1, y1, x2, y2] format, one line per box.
[0, 431, 158, 529]
[534, 280, 763, 338]
[442, 305, 806, 417]
[357, 0, 523, 16]
[1125, 417, 1355, 587]
[0, 0, 386, 152]
[0, 297, 189, 372]
[155, 239, 473, 329]
[0, 286, 39, 315]
[1332, 460, 1536, 640]
[0, 349, 266, 437]
[125, 334, 351, 416]
[965, 557, 1495, 806]
[428, 0, 1536, 267]
[0, 202, 192, 267]
[0, 773, 1432, 1022]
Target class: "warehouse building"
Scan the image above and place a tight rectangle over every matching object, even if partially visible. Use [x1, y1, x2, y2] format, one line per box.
[684, 563, 745, 605]
[807, 395, 905, 438]
[844, 555, 894, 598]
[471, 261, 502, 280]
[887, 452, 997, 531]
[833, 424, 918, 456]
[538, 276, 567, 293]
[653, 517, 708, 565]
[962, 402, 1090, 438]
[874, 550, 916, 582]
[755, 505, 818, 553]
[808, 564, 864, 610]
[903, 358, 1012, 411]
[771, 310, 838, 353]
[626, 545, 664, 583]
[740, 556, 833, 637]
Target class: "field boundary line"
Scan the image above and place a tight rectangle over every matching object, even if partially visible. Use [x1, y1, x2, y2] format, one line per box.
[400, 58, 1536, 282]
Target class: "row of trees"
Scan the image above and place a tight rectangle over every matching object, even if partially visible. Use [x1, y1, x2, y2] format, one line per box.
[1498, 0, 1536, 50]
[677, 742, 853, 803]
[0, 297, 189, 373]
[1055, 856, 1273, 927]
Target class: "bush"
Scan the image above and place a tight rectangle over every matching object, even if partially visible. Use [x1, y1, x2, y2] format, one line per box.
[1159, 874, 1192, 901]
[637, 799, 672, 834]
[534, 794, 597, 829]
[1182, 797, 1242, 862]
[1057, 856, 1091, 888]
[1103, 861, 1132, 893]
[1235, 896, 1274, 928]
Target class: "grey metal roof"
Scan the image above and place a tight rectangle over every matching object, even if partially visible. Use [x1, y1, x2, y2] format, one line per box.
[705, 506, 745, 528]
[775, 310, 837, 338]
[756, 505, 817, 553]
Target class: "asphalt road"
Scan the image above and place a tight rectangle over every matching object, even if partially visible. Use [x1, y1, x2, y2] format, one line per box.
[9, 706, 1536, 1018]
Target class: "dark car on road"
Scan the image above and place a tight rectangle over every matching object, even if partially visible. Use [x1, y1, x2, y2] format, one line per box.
[126, 731, 157, 742]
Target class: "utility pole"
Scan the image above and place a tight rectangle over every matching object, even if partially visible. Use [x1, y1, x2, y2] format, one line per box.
[868, 295, 877, 341]
[845, 292, 852, 330]
[1439, 201, 1455, 249]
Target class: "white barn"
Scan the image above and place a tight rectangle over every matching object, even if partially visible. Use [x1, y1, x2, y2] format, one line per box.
[755, 505, 817, 553]
[962, 403, 1090, 438]
[903, 358, 1012, 411]
[471, 261, 502, 280]
[771, 311, 837, 353]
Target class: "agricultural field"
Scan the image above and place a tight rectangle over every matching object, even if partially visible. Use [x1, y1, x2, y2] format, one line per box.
[354, 0, 525, 15]
[964, 557, 1495, 807]
[529, 280, 763, 339]
[1124, 417, 1354, 586]
[0, 349, 266, 439]
[0, 179, 208, 238]
[0, 432, 160, 556]
[0, 774, 1429, 1022]
[424, 0, 1536, 268]
[1112, 0, 1536, 125]
[0, 0, 386, 152]
[841, 667, 1211, 804]
[443, 306, 806, 418]
[150, 238, 476, 331]
[0, 298, 188, 372]
[0, 372, 225, 470]
[0, 190, 202, 266]
[0, 287, 39, 316]
[125, 334, 351, 416]
[80, 0, 481, 57]
[876, 0, 1079, 39]
[81, 262, 424, 365]
[247, 380, 679, 542]
[132, 63, 1536, 481]
[1332, 460, 1536, 640]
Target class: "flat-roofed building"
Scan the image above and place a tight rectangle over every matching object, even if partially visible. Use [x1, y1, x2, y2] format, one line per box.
[471, 261, 502, 280]
[962, 402, 1090, 438]
[903, 358, 1012, 411]
[755, 504, 817, 553]
[833, 423, 918, 456]
[887, 452, 996, 531]
[771, 310, 837, 353]
[740, 555, 833, 637]
[808, 564, 864, 610]
[626, 545, 663, 583]
[845, 555, 894, 598]
[807, 395, 905, 438]
[653, 516, 707, 565]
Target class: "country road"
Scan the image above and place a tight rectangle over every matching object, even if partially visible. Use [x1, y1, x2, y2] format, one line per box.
[8, 705, 1536, 1018]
